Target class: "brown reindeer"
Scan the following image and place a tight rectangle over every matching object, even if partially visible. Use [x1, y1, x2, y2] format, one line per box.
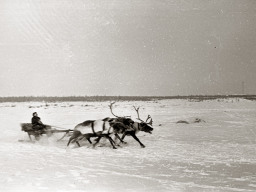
[117, 106, 153, 148]
[98, 102, 154, 148]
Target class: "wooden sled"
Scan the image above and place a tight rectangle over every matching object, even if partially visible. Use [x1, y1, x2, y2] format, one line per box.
[20, 123, 73, 141]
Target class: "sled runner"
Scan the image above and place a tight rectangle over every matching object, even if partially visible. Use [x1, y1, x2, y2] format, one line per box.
[20, 123, 73, 141]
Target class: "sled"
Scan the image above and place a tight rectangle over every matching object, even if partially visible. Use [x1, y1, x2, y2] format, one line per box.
[20, 123, 73, 141]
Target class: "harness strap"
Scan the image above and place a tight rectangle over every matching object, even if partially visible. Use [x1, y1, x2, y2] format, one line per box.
[91, 121, 95, 135]
[107, 122, 111, 134]
[103, 121, 106, 131]
[137, 123, 140, 131]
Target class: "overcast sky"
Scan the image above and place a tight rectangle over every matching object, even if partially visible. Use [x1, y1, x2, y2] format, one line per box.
[0, 0, 255, 96]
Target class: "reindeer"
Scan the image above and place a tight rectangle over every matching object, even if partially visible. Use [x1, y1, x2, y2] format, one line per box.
[92, 102, 135, 146]
[117, 106, 153, 148]
[67, 119, 130, 149]
[98, 102, 154, 148]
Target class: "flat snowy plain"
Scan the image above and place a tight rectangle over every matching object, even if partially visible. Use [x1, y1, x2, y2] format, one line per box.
[0, 99, 256, 192]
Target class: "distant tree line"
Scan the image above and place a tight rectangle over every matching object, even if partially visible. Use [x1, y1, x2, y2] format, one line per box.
[0, 95, 256, 103]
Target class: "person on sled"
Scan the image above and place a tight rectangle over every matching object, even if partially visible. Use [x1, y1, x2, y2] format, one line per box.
[31, 112, 46, 131]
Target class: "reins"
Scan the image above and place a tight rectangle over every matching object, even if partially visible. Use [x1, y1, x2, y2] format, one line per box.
[50, 125, 71, 130]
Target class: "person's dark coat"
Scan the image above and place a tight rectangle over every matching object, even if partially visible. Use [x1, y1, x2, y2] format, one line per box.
[31, 116, 46, 130]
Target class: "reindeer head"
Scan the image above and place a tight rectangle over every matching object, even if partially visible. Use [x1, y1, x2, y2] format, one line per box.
[138, 122, 153, 134]
[133, 106, 154, 134]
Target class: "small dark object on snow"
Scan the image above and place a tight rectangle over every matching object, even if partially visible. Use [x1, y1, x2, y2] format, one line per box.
[176, 120, 189, 124]
[194, 118, 206, 123]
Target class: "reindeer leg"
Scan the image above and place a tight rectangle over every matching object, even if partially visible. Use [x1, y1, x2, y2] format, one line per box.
[108, 136, 117, 145]
[120, 133, 128, 144]
[121, 133, 126, 140]
[129, 132, 145, 148]
[67, 134, 79, 146]
[67, 137, 73, 146]
[76, 141, 81, 147]
[110, 137, 115, 144]
[105, 135, 117, 149]
[87, 137, 92, 144]
[67, 131, 83, 147]
[69, 137, 81, 147]
[75, 135, 90, 147]
[94, 137, 101, 142]
[93, 136, 102, 147]
[120, 132, 127, 144]
[57, 132, 69, 141]
[114, 134, 125, 145]
[72, 135, 88, 147]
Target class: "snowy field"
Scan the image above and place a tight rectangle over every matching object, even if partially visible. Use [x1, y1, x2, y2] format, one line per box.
[0, 99, 256, 192]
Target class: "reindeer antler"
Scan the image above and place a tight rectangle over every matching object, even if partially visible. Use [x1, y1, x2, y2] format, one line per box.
[145, 115, 151, 122]
[109, 102, 119, 117]
[133, 106, 142, 121]
[145, 115, 153, 125]
[109, 102, 131, 118]
[133, 106, 153, 125]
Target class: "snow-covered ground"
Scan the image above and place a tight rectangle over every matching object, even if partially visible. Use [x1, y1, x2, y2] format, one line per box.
[0, 99, 256, 192]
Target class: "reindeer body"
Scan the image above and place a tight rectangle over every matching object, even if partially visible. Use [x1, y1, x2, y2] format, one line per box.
[118, 121, 153, 148]
[67, 119, 128, 149]
[98, 117, 154, 148]
[131, 122, 141, 134]
[74, 120, 113, 135]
